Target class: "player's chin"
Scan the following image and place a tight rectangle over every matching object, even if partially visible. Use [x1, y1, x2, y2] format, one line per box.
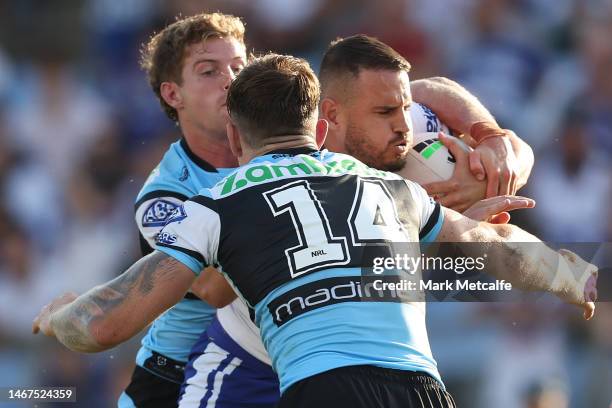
[381, 154, 407, 172]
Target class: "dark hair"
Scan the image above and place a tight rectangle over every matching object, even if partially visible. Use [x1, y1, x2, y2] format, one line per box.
[140, 12, 246, 122]
[319, 34, 411, 92]
[227, 53, 320, 147]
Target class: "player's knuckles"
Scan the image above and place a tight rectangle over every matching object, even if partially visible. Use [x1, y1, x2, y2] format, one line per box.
[501, 166, 511, 178]
[468, 151, 482, 166]
[500, 169, 512, 186]
[488, 165, 502, 179]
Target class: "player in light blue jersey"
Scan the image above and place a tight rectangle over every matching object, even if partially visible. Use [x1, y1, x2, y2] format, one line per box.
[130, 28, 536, 408]
[120, 12, 246, 407]
[128, 138, 235, 405]
[34, 53, 597, 408]
[177, 35, 539, 408]
[33, 25, 539, 407]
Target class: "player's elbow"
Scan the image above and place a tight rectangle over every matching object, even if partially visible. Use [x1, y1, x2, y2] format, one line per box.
[192, 268, 237, 308]
[189, 281, 232, 308]
[198, 286, 236, 308]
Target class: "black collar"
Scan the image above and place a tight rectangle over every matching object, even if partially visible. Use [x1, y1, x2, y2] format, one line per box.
[180, 138, 218, 172]
[266, 147, 320, 156]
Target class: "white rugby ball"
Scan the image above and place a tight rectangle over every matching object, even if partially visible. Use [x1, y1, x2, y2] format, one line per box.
[397, 132, 469, 185]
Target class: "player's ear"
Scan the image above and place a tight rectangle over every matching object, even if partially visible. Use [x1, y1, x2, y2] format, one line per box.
[320, 98, 340, 128]
[319, 97, 346, 152]
[226, 122, 243, 160]
[160, 82, 183, 110]
[315, 119, 328, 149]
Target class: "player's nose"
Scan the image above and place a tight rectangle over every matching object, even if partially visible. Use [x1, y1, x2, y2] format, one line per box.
[394, 111, 411, 135]
[222, 68, 236, 90]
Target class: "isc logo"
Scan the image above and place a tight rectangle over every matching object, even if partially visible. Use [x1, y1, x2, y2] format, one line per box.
[156, 232, 177, 245]
[142, 199, 180, 227]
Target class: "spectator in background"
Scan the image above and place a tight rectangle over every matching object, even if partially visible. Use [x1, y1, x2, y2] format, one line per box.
[354, 0, 437, 78]
[566, 15, 612, 157]
[0, 1, 609, 406]
[527, 109, 612, 242]
[452, 0, 544, 126]
[4, 52, 111, 185]
[519, 10, 612, 153]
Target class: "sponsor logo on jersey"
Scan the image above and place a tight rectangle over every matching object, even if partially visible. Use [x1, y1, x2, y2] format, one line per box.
[165, 205, 188, 225]
[142, 199, 181, 227]
[215, 155, 393, 197]
[179, 166, 189, 182]
[156, 231, 178, 245]
[267, 276, 407, 326]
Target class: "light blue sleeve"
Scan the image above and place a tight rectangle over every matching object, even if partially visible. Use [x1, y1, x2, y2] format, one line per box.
[420, 204, 444, 243]
[156, 245, 203, 275]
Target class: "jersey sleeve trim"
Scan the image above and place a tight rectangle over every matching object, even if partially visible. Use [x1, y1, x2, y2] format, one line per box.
[135, 190, 189, 211]
[156, 242, 206, 264]
[419, 202, 442, 241]
[156, 244, 205, 275]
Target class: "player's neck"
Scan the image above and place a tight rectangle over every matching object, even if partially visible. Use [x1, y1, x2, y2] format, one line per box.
[239, 135, 319, 165]
[182, 131, 238, 169]
[321, 129, 344, 153]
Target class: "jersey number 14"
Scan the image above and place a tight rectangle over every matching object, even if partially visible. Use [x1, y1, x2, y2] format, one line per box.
[264, 178, 409, 278]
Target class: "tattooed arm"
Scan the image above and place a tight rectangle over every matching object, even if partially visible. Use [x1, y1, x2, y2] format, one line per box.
[437, 206, 598, 319]
[33, 251, 195, 352]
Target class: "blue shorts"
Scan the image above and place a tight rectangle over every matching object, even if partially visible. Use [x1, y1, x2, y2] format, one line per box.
[178, 318, 280, 408]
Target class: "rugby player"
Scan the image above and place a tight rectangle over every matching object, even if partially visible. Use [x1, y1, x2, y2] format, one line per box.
[320, 35, 535, 212]
[44, 13, 494, 408]
[177, 36, 536, 407]
[118, 13, 246, 407]
[32, 17, 534, 406]
[33, 54, 597, 408]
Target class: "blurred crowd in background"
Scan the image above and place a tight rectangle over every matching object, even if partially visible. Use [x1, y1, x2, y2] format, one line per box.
[0, 0, 610, 407]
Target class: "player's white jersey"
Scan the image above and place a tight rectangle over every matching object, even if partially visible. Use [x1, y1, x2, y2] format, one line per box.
[214, 103, 449, 368]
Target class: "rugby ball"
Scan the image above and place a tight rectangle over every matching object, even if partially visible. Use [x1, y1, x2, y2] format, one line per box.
[398, 132, 470, 185]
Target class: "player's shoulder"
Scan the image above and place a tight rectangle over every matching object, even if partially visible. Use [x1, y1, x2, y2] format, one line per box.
[137, 140, 189, 196]
[136, 139, 220, 204]
[135, 140, 206, 230]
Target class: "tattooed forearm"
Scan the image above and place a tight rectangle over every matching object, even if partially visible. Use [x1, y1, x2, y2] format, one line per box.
[50, 251, 189, 352]
[51, 301, 102, 352]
